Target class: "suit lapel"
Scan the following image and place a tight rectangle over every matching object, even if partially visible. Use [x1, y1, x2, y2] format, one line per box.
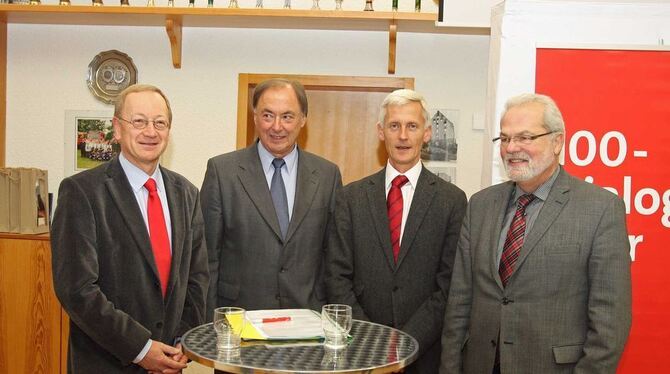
[490, 182, 515, 290]
[162, 167, 185, 301]
[366, 169, 396, 271]
[104, 158, 161, 284]
[512, 169, 570, 276]
[396, 168, 437, 268]
[237, 145, 283, 240]
[285, 149, 318, 243]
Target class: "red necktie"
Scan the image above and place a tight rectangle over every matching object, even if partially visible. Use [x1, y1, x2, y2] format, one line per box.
[498, 194, 536, 287]
[144, 178, 171, 298]
[387, 175, 409, 263]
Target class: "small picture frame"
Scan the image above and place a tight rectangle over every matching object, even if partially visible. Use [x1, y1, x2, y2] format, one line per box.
[422, 109, 459, 162]
[64, 110, 117, 177]
[424, 163, 457, 185]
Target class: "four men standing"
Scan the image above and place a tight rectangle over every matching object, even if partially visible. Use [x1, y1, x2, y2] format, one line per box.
[51, 82, 631, 373]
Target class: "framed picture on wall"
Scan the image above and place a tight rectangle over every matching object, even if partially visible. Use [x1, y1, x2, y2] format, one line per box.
[422, 108, 459, 162]
[64, 110, 117, 177]
[424, 163, 457, 184]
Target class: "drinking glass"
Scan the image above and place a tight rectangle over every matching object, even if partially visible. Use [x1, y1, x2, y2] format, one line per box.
[213, 307, 246, 351]
[321, 304, 352, 349]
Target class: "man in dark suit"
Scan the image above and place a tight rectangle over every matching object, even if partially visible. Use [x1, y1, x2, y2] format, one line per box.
[51, 84, 209, 374]
[326, 89, 467, 373]
[201, 78, 342, 315]
[440, 94, 631, 374]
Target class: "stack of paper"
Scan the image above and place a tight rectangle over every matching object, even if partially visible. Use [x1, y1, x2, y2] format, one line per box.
[236, 309, 324, 341]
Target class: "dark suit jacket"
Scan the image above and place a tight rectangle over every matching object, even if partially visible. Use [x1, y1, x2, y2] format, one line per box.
[440, 168, 632, 374]
[51, 157, 209, 374]
[326, 166, 467, 373]
[201, 143, 342, 317]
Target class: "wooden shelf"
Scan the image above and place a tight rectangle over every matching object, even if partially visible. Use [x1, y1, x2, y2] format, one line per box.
[0, 5, 438, 30]
[0, 4, 488, 71]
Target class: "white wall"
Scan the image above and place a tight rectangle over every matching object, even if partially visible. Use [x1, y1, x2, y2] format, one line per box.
[5, 12, 490, 198]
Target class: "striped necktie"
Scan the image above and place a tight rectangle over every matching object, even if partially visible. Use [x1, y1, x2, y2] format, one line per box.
[498, 194, 535, 287]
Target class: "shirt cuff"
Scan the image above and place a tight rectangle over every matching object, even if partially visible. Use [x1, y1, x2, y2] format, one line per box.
[132, 339, 152, 364]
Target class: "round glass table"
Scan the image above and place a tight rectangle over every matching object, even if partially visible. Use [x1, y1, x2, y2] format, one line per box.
[181, 319, 419, 373]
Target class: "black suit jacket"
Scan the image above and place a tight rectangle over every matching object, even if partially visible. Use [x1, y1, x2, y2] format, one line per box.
[51, 157, 209, 373]
[326, 166, 467, 373]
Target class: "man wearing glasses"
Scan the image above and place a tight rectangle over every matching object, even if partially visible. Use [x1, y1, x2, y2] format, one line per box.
[440, 93, 631, 374]
[201, 78, 342, 316]
[51, 84, 209, 373]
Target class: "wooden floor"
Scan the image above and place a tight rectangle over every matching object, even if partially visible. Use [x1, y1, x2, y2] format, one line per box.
[186, 361, 214, 374]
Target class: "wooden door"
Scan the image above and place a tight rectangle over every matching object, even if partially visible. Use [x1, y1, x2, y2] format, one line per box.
[237, 74, 414, 184]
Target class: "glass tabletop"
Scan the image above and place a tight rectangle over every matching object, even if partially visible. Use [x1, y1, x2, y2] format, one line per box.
[182, 319, 419, 373]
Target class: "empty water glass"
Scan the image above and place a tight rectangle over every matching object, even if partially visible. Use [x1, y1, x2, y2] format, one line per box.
[321, 304, 352, 349]
[213, 307, 246, 351]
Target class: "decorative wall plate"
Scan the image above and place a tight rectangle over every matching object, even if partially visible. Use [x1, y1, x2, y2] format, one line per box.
[87, 50, 138, 104]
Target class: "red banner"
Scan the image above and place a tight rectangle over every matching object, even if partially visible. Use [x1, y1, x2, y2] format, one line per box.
[536, 47, 670, 373]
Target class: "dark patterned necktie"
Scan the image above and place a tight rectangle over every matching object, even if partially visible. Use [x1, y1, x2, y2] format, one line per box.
[498, 194, 536, 287]
[144, 178, 171, 298]
[387, 175, 409, 263]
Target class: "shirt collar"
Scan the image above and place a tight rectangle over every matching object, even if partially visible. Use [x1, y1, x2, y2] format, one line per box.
[118, 152, 164, 193]
[385, 160, 423, 189]
[257, 141, 299, 175]
[512, 165, 560, 202]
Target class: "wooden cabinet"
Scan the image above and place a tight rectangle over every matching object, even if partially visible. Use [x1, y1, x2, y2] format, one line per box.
[0, 233, 67, 374]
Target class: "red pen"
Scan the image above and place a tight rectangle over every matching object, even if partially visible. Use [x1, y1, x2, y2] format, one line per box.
[262, 317, 291, 323]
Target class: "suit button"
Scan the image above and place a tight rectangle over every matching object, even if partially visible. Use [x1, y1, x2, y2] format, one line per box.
[502, 297, 514, 305]
[490, 340, 496, 347]
[156, 321, 163, 329]
[276, 294, 281, 300]
[392, 286, 399, 292]
[280, 267, 287, 273]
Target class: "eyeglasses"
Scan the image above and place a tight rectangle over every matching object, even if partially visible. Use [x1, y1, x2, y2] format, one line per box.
[117, 116, 170, 131]
[257, 111, 302, 126]
[492, 131, 556, 145]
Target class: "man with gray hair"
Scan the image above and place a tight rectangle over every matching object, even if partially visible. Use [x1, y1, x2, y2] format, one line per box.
[326, 88, 467, 373]
[440, 93, 631, 374]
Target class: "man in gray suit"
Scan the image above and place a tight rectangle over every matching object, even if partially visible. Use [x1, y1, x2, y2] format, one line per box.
[440, 93, 632, 374]
[51, 84, 209, 373]
[201, 78, 342, 316]
[326, 89, 467, 373]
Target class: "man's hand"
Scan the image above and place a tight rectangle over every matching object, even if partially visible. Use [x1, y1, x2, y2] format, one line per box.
[139, 340, 188, 374]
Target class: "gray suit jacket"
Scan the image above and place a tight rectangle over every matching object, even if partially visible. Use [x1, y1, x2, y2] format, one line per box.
[326, 166, 467, 373]
[51, 157, 209, 374]
[440, 168, 632, 374]
[201, 143, 342, 317]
